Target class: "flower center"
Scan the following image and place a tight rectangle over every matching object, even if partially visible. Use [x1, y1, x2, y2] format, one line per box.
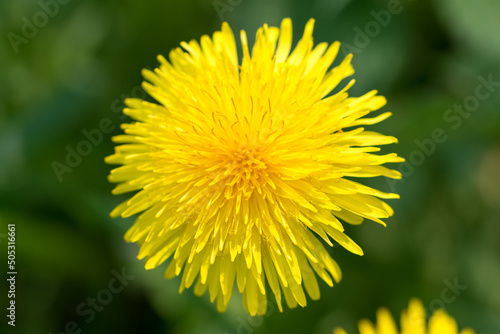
[215, 146, 269, 199]
[231, 148, 266, 176]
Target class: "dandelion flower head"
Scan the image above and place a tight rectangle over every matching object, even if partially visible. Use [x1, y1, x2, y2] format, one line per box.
[334, 298, 476, 334]
[106, 18, 403, 315]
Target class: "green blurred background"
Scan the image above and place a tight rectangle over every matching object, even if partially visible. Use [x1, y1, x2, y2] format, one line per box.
[1, 0, 499, 333]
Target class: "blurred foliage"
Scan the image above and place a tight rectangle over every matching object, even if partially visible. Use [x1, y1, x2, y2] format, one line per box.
[1, 0, 499, 333]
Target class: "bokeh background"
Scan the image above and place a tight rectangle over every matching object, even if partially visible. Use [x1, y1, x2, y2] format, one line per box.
[1, 0, 499, 333]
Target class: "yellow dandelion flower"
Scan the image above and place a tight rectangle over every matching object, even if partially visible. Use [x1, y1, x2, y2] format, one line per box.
[334, 298, 476, 334]
[106, 18, 403, 315]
